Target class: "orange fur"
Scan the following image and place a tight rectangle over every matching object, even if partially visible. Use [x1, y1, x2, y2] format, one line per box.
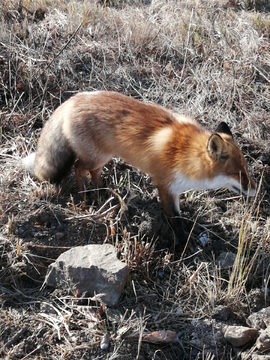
[24, 91, 256, 250]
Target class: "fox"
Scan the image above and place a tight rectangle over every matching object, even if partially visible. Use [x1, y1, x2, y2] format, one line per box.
[23, 91, 256, 249]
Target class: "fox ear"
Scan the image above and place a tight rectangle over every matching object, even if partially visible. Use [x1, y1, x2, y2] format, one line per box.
[216, 122, 233, 138]
[207, 134, 229, 163]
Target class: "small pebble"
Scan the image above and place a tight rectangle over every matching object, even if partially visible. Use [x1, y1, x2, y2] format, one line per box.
[100, 333, 109, 350]
[198, 231, 209, 247]
[56, 232, 65, 240]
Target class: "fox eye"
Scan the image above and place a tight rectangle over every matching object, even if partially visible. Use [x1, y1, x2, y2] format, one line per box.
[220, 154, 229, 162]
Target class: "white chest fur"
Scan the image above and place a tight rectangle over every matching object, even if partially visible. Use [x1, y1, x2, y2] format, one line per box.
[169, 171, 246, 196]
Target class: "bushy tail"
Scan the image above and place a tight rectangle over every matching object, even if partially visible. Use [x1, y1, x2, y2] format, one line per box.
[22, 153, 36, 175]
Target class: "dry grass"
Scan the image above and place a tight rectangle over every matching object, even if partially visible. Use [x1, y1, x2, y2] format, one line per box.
[1, 0, 270, 359]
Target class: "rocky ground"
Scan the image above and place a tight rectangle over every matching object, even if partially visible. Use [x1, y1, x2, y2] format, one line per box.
[1, 0, 270, 359]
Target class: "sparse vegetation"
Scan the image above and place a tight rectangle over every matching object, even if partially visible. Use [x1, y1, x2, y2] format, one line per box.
[0, 0, 270, 359]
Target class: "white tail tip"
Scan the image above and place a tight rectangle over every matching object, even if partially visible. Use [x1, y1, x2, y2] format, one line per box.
[22, 153, 36, 174]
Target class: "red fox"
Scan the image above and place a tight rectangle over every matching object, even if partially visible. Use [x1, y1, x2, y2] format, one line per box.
[23, 91, 256, 249]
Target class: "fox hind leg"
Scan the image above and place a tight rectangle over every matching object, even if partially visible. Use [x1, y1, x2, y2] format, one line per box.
[74, 160, 105, 202]
[90, 167, 104, 189]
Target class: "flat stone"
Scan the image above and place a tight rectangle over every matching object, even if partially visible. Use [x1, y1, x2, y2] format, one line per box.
[44, 244, 128, 307]
[224, 326, 258, 347]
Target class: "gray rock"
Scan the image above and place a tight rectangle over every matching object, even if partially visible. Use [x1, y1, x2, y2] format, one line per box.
[256, 327, 270, 352]
[212, 305, 231, 321]
[224, 326, 258, 347]
[247, 307, 270, 330]
[45, 244, 128, 307]
[248, 288, 269, 312]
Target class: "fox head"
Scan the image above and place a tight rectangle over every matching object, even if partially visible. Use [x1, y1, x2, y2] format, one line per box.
[207, 122, 256, 196]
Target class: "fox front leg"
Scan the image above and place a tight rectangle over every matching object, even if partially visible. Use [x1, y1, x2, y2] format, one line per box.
[158, 186, 187, 250]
